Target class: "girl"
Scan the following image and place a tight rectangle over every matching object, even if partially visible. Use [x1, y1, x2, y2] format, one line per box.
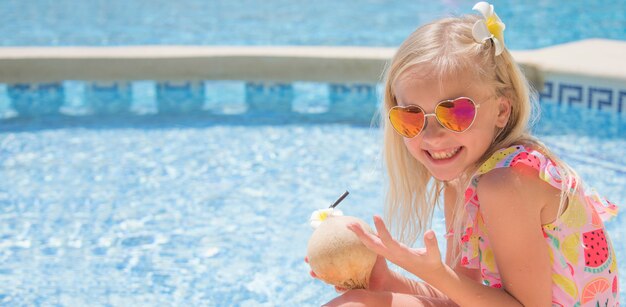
[309, 2, 619, 306]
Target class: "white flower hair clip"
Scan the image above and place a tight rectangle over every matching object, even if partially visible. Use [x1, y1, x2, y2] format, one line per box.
[471, 1, 506, 56]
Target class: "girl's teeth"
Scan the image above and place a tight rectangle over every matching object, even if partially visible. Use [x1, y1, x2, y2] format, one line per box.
[430, 147, 460, 160]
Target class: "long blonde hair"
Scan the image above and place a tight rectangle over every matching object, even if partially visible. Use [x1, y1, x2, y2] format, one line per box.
[381, 15, 580, 258]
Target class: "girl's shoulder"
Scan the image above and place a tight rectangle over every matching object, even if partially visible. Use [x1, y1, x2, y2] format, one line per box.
[473, 146, 561, 218]
[472, 144, 563, 192]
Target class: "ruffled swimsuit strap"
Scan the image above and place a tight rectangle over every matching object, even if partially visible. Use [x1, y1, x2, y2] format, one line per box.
[476, 145, 561, 186]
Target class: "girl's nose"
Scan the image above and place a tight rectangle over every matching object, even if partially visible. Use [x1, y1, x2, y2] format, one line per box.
[420, 116, 447, 139]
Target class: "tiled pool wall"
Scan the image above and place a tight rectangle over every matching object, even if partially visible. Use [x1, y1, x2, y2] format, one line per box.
[1, 77, 625, 124]
[0, 80, 381, 123]
[539, 74, 626, 114]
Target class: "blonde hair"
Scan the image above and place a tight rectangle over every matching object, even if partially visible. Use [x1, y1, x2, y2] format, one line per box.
[381, 15, 580, 260]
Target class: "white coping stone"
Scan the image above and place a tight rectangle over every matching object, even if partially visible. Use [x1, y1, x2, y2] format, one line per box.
[0, 39, 624, 84]
[511, 39, 626, 83]
[0, 46, 395, 83]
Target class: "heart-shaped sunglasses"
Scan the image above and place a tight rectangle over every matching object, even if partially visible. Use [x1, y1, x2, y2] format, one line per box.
[388, 97, 480, 138]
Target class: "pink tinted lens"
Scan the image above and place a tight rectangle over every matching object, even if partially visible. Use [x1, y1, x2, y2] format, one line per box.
[436, 98, 476, 132]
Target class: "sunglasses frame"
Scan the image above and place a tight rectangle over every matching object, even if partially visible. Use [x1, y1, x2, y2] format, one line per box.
[388, 96, 481, 138]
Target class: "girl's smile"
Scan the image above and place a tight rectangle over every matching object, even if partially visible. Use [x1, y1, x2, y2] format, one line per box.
[425, 146, 462, 161]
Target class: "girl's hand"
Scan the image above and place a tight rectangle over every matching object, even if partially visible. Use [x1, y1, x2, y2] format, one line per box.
[304, 256, 348, 293]
[304, 254, 391, 293]
[347, 215, 446, 280]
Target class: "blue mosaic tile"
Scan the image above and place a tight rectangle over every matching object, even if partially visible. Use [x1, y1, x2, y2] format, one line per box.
[86, 82, 132, 114]
[7, 83, 64, 116]
[156, 81, 205, 114]
[539, 81, 554, 102]
[245, 82, 293, 113]
[328, 83, 378, 121]
[588, 87, 613, 111]
[618, 91, 626, 114]
[557, 83, 584, 107]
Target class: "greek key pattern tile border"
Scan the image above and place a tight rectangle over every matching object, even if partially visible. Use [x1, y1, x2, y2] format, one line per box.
[539, 81, 625, 113]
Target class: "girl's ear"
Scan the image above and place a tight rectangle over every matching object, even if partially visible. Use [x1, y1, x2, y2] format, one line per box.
[495, 97, 511, 128]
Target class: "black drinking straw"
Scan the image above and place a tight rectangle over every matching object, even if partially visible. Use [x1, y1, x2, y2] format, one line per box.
[329, 191, 349, 209]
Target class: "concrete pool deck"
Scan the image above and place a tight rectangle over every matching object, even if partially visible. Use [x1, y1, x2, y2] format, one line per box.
[0, 39, 625, 113]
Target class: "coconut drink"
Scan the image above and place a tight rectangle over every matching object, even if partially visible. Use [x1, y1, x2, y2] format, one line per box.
[306, 192, 377, 289]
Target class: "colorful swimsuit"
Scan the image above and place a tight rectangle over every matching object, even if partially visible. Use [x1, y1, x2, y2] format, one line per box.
[460, 145, 619, 306]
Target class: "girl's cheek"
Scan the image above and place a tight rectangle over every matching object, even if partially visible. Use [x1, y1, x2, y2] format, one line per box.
[403, 138, 422, 158]
[403, 137, 416, 150]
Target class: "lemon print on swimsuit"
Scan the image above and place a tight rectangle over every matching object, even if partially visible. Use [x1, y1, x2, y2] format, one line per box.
[552, 273, 579, 299]
[477, 146, 519, 174]
[482, 247, 496, 272]
[307, 191, 377, 289]
[560, 197, 588, 229]
[609, 247, 617, 273]
[561, 233, 581, 266]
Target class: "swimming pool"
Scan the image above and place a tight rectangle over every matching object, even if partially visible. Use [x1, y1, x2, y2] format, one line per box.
[1, 0, 625, 306]
[0, 86, 624, 305]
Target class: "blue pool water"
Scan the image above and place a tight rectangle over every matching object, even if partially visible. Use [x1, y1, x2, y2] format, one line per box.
[0, 0, 625, 49]
[1, 0, 625, 306]
[0, 99, 625, 306]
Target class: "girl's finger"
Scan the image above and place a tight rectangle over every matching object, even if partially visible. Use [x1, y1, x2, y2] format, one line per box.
[372, 215, 401, 250]
[335, 286, 348, 293]
[348, 222, 376, 243]
[374, 215, 406, 251]
[423, 229, 441, 258]
[347, 223, 385, 254]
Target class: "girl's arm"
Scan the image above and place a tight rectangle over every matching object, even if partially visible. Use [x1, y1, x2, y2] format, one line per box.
[367, 259, 448, 297]
[469, 166, 554, 305]
[348, 166, 555, 306]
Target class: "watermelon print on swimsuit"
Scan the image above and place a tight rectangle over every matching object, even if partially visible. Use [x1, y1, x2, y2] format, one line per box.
[582, 229, 611, 273]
